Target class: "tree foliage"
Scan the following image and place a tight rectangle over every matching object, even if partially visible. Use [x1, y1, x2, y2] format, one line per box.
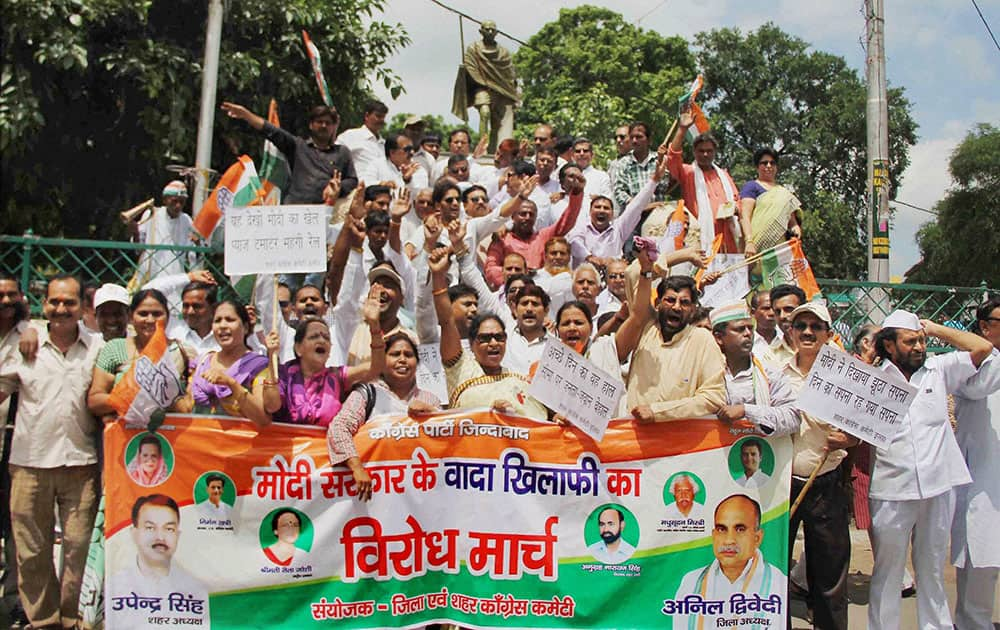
[512, 5, 695, 167]
[694, 24, 917, 279]
[1, 0, 408, 239]
[908, 123, 999, 287]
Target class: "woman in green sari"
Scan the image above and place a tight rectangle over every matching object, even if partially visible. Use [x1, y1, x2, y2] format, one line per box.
[739, 147, 803, 257]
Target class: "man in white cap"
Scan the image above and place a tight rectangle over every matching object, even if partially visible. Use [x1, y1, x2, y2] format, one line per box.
[347, 262, 417, 366]
[92, 283, 130, 341]
[128, 180, 197, 280]
[782, 301, 855, 630]
[951, 296, 1000, 630]
[867, 309, 993, 630]
[710, 300, 800, 438]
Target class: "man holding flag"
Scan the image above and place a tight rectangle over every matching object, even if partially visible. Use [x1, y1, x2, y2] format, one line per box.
[220, 101, 357, 205]
[668, 79, 742, 255]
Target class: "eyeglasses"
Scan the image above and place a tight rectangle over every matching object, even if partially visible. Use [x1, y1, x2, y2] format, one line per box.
[984, 317, 1000, 323]
[758, 160, 776, 166]
[607, 273, 625, 280]
[476, 332, 507, 344]
[278, 300, 290, 308]
[792, 321, 829, 332]
[467, 196, 487, 203]
[449, 166, 469, 174]
[615, 134, 628, 140]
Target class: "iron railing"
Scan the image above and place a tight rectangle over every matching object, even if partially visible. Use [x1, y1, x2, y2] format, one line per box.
[2, 233, 994, 353]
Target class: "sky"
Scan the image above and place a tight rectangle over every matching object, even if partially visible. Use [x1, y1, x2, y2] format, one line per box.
[366, 0, 1000, 281]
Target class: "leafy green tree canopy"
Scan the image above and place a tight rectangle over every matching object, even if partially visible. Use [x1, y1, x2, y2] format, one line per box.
[512, 5, 695, 167]
[694, 23, 917, 279]
[1, 0, 408, 239]
[909, 123, 999, 287]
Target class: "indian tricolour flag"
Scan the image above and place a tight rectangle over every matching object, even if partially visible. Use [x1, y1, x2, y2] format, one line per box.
[193, 155, 262, 239]
[259, 99, 290, 205]
[759, 238, 821, 300]
[677, 75, 711, 142]
[302, 30, 334, 107]
[106, 321, 183, 428]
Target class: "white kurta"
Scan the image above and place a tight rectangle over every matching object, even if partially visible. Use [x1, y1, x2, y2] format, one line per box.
[953, 348, 1000, 568]
[868, 351, 976, 501]
[671, 550, 786, 630]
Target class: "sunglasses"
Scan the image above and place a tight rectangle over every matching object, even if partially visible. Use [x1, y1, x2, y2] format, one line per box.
[607, 273, 626, 280]
[758, 160, 776, 166]
[278, 300, 290, 308]
[792, 321, 829, 332]
[476, 332, 507, 344]
[615, 134, 628, 140]
[467, 196, 487, 203]
[443, 196, 460, 203]
[401, 146, 415, 154]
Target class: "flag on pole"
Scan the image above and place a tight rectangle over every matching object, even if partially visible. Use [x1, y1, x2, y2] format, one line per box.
[302, 30, 334, 107]
[677, 75, 711, 142]
[677, 74, 704, 111]
[759, 238, 821, 300]
[193, 155, 262, 239]
[663, 200, 687, 253]
[685, 102, 711, 143]
[106, 321, 183, 428]
[259, 99, 290, 205]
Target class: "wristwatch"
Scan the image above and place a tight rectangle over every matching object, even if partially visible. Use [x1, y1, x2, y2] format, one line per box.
[640, 271, 655, 279]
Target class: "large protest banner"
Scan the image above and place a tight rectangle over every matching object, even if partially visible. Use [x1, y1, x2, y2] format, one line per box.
[105, 412, 792, 629]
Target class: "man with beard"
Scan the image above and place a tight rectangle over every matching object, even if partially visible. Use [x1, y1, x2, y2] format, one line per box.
[220, 102, 357, 204]
[662, 474, 705, 522]
[768, 284, 805, 365]
[107, 495, 208, 629]
[570, 264, 601, 326]
[671, 495, 785, 630]
[782, 302, 854, 630]
[867, 309, 993, 630]
[606, 124, 633, 197]
[617, 275, 725, 423]
[711, 301, 800, 439]
[169, 281, 220, 356]
[502, 284, 550, 374]
[588, 507, 636, 564]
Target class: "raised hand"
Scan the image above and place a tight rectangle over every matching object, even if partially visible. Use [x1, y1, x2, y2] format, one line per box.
[428, 245, 452, 275]
[423, 213, 443, 251]
[322, 170, 342, 204]
[473, 134, 489, 159]
[362, 286, 382, 327]
[264, 331, 281, 356]
[187, 269, 217, 285]
[390, 186, 411, 222]
[446, 219, 468, 251]
[652, 153, 669, 182]
[349, 180, 367, 218]
[519, 174, 539, 199]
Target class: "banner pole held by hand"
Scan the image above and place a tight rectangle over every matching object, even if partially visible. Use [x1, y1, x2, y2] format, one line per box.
[789, 451, 829, 519]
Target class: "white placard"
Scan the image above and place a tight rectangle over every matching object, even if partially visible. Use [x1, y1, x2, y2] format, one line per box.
[416, 344, 448, 404]
[700, 253, 750, 308]
[527, 338, 624, 441]
[795, 345, 917, 449]
[224, 205, 327, 275]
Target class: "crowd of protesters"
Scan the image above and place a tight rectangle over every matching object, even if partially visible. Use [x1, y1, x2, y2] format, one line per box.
[0, 95, 998, 630]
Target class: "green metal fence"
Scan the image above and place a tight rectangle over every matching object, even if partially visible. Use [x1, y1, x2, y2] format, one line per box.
[2, 233, 995, 352]
[1, 232, 240, 314]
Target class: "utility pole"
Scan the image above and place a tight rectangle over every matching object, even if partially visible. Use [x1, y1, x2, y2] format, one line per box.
[866, 0, 891, 284]
[193, 0, 225, 217]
